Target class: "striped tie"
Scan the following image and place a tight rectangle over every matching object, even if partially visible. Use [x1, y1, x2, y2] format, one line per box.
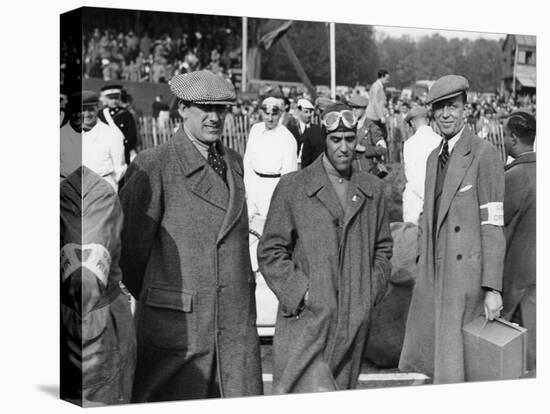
[207, 144, 227, 184]
[439, 140, 450, 169]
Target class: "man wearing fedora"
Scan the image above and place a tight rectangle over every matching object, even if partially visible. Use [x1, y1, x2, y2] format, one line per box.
[402, 105, 441, 225]
[399, 75, 505, 384]
[119, 71, 263, 402]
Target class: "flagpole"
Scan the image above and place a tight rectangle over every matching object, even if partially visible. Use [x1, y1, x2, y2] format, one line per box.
[330, 22, 336, 100]
[242, 17, 248, 93]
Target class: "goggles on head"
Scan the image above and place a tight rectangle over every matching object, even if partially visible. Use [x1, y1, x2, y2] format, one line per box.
[322, 110, 357, 131]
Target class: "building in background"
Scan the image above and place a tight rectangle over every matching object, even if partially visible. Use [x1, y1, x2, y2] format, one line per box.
[501, 34, 536, 97]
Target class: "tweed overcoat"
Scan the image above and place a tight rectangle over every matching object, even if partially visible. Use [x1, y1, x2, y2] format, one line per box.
[257, 156, 392, 394]
[119, 128, 263, 402]
[502, 152, 536, 370]
[399, 126, 505, 384]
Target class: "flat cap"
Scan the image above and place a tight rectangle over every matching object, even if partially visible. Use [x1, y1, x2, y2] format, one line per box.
[100, 84, 123, 96]
[315, 97, 334, 113]
[68, 90, 99, 110]
[348, 95, 368, 108]
[426, 75, 469, 105]
[297, 98, 314, 110]
[169, 70, 236, 105]
[405, 105, 429, 124]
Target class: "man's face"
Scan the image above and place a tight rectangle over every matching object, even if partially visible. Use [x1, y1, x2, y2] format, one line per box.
[299, 107, 313, 124]
[381, 74, 390, 85]
[181, 103, 227, 144]
[352, 107, 365, 120]
[325, 131, 357, 174]
[262, 107, 282, 130]
[432, 94, 466, 139]
[81, 104, 99, 131]
[502, 121, 515, 157]
[104, 94, 120, 108]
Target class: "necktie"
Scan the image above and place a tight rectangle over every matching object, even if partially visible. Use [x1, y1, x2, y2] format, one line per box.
[439, 140, 450, 169]
[207, 144, 227, 184]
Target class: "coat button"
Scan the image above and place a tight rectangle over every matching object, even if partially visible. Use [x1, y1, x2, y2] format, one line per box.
[454, 226, 460, 232]
[456, 254, 463, 261]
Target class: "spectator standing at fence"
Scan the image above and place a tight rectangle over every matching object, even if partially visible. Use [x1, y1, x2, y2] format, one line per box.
[501, 111, 536, 373]
[349, 94, 387, 175]
[119, 70, 263, 402]
[399, 75, 505, 384]
[99, 84, 138, 164]
[257, 102, 392, 393]
[60, 91, 127, 191]
[402, 106, 441, 225]
[365, 69, 390, 142]
[299, 100, 325, 169]
[287, 98, 316, 156]
[243, 97, 297, 226]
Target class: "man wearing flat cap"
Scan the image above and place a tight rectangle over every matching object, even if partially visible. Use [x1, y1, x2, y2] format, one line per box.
[258, 102, 392, 394]
[402, 105, 441, 225]
[399, 75, 506, 384]
[349, 94, 388, 176]
[287, 98, 319, 155]
[119, 70, 263, 402]
[60, 90, 127, 191]
[98, 84, 139, 165]
[243, 96, 297, 227]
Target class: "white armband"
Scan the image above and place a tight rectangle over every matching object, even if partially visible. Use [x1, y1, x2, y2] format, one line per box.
[376, 140, 387, 149]
[60, 243, 111, 286]
[480, 202, 504, 226]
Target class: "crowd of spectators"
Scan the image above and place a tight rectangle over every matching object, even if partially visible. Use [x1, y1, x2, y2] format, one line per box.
[60, 25, 243, 86]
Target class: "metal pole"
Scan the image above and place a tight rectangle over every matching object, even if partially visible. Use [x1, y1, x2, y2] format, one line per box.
[242, 17, 248, 93]
[512, 42, 518, 99]
[330, 22, 336, 100]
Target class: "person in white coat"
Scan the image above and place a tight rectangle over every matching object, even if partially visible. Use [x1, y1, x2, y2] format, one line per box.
[243, 97, 298, 228]
[402, 106, 441, 225]
[61, 91, 127, 191]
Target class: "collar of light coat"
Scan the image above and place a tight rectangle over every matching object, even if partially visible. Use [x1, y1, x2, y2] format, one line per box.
[305, 154, 374, 199]
[505, 151, 536, 171]
[170, 127, 242, 177]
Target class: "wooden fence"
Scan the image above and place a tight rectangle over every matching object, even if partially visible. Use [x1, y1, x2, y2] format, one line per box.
[137, 115, 506, 163]
[138, 115, 251, 155]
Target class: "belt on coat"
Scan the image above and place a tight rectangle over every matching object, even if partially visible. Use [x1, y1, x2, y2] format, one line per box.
[254, 170, 281, 178]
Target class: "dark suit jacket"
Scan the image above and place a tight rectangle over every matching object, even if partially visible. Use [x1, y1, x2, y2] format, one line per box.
[300, 124, 324, 168]
[502, 152, 536, 314]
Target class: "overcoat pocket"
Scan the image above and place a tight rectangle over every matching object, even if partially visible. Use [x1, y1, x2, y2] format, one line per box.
[138, 286, 195, 351]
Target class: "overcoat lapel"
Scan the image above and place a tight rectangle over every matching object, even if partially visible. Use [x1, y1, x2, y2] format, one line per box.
[217, 154, 246, 243]
[171, 128, 228, 211]
[435, 127, 474, 234]
[423, 149, 439, 240]
[342, 172, 371, 228]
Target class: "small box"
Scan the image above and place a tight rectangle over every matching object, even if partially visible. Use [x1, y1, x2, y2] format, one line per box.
[462, 316, 527, 381]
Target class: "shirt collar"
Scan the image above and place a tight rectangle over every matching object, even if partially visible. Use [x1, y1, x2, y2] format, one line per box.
[438, 125, 465, 155]
[322, 153, 351, 180]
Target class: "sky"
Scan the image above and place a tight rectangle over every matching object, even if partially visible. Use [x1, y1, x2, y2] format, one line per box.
[374, 25, 506, 42]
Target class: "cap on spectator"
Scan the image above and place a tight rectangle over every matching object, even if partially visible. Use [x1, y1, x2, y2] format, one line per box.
[261, 96, 283, 112]
[169, 70, 236, 105]
[315, 97, 334, 113]
[426, 75, 469, 105]
[297, 98, 314, 110]
[68, 90, 99, 111]
[405, 106, 429, 124]
[100, 84, 123, 97]
[348, 95, 368, 108]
